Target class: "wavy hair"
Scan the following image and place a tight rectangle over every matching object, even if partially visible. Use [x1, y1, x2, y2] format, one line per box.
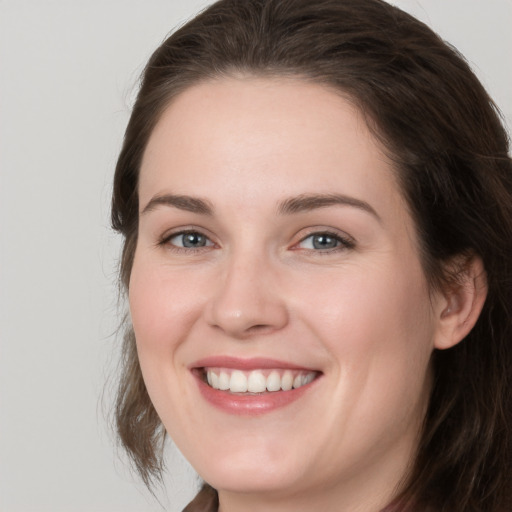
[111, 1, 512, 510]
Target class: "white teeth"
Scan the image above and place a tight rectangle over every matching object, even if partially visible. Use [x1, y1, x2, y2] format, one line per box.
[304, 373, 315, 385]
[229, 370, 247, 392]
[209, 371, 219, 389]
[218, 371, 230, 390]
[205, 368, 317, 393]
[281, 370, 293, 391]
[266, 370, 281, 392]
[247, 370, 267, 393]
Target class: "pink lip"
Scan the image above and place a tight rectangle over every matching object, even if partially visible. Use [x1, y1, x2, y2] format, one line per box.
[190, 355, 315, 371]
[190, 356, 321, 416]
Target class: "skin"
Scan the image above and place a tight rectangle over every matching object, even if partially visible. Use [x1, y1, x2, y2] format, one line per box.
[129, 77, 485, 512]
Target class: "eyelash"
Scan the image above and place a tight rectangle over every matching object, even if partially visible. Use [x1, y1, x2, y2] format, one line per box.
[158, 229, 215, 254]
[294, 230, 355, 253]
[158, 229, 355, 254]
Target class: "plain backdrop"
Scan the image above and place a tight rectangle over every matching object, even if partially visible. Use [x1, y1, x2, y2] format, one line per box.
[0, 1, 510, 511]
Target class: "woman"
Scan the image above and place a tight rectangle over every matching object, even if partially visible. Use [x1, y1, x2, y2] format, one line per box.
[111, 0, 512, 510]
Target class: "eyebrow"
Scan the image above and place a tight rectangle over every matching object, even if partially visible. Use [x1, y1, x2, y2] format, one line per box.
[141, 192, 380, 221]
[277, 193, 381, 221]
[141, 194, 214, 216]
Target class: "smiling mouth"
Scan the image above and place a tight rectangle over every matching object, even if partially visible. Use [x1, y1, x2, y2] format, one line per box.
[201, 368, 319, 394]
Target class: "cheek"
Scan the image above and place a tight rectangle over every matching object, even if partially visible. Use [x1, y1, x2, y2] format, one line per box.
[128, 255, 204, 357]
[308, 261, 435, 440]
[296, 258, 435, 394]
[127, 255, 205, 423]
[303, 262, 432, 340]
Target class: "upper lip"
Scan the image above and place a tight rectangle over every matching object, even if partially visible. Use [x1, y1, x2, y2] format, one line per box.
[190, 356, 319, 371]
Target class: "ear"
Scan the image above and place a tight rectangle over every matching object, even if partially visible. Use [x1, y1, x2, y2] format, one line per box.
[433, 255, 488, 350]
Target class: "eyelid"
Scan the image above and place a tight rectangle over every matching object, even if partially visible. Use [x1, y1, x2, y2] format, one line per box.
[158, 227, 217, 251]
[292, 228, 355, 251]
[171, 231, 214, 247]
[156, 226, 355, 253]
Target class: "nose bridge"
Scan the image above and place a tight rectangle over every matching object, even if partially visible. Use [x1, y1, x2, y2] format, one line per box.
[206, 244, 288, 337]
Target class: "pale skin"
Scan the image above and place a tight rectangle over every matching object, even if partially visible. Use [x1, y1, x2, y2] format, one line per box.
[129, 77, 487, 512]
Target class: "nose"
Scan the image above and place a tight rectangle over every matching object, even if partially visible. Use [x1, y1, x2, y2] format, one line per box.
[205, 252, 289, 339]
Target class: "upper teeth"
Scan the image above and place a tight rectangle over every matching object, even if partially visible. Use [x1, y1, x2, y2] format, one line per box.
[205, 368, 316, 393]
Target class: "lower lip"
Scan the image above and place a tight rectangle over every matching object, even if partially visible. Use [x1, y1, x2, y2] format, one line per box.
[194, 373, 318, 416]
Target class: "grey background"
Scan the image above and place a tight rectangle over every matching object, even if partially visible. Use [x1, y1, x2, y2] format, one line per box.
[0, 1, 510, 511]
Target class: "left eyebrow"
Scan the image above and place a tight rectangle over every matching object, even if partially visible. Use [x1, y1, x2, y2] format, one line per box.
[277, 193, 381, 221]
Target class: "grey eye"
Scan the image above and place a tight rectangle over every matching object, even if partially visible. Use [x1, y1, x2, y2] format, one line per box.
[299, 233, 341, 250]
[170, 231, 213, 248]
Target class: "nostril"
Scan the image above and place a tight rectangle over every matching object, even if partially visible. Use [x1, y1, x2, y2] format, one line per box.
[248, 324, 274, 333]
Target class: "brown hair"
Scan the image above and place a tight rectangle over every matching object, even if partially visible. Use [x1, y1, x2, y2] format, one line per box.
[111, 1, 512, 510]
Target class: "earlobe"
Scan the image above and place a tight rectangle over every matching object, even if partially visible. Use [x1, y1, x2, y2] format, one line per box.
[434, 255, 488, 350]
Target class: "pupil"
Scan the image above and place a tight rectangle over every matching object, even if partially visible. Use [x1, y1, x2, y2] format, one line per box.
[183, 233, 205, 247]
[313, 234, 337, 249]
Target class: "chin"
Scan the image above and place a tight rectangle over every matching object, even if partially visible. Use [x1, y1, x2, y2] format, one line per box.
[203, 464, 302, 496]
[186, 440, 308, 495]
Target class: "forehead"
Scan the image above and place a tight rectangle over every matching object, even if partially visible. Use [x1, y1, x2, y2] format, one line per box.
[139, 77, 405, 221]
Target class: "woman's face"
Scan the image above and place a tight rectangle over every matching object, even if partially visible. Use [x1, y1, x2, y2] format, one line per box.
[130, 77, 443, 508]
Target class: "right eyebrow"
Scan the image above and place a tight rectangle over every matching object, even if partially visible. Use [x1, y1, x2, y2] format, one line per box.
[140, 193, 214, 216]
